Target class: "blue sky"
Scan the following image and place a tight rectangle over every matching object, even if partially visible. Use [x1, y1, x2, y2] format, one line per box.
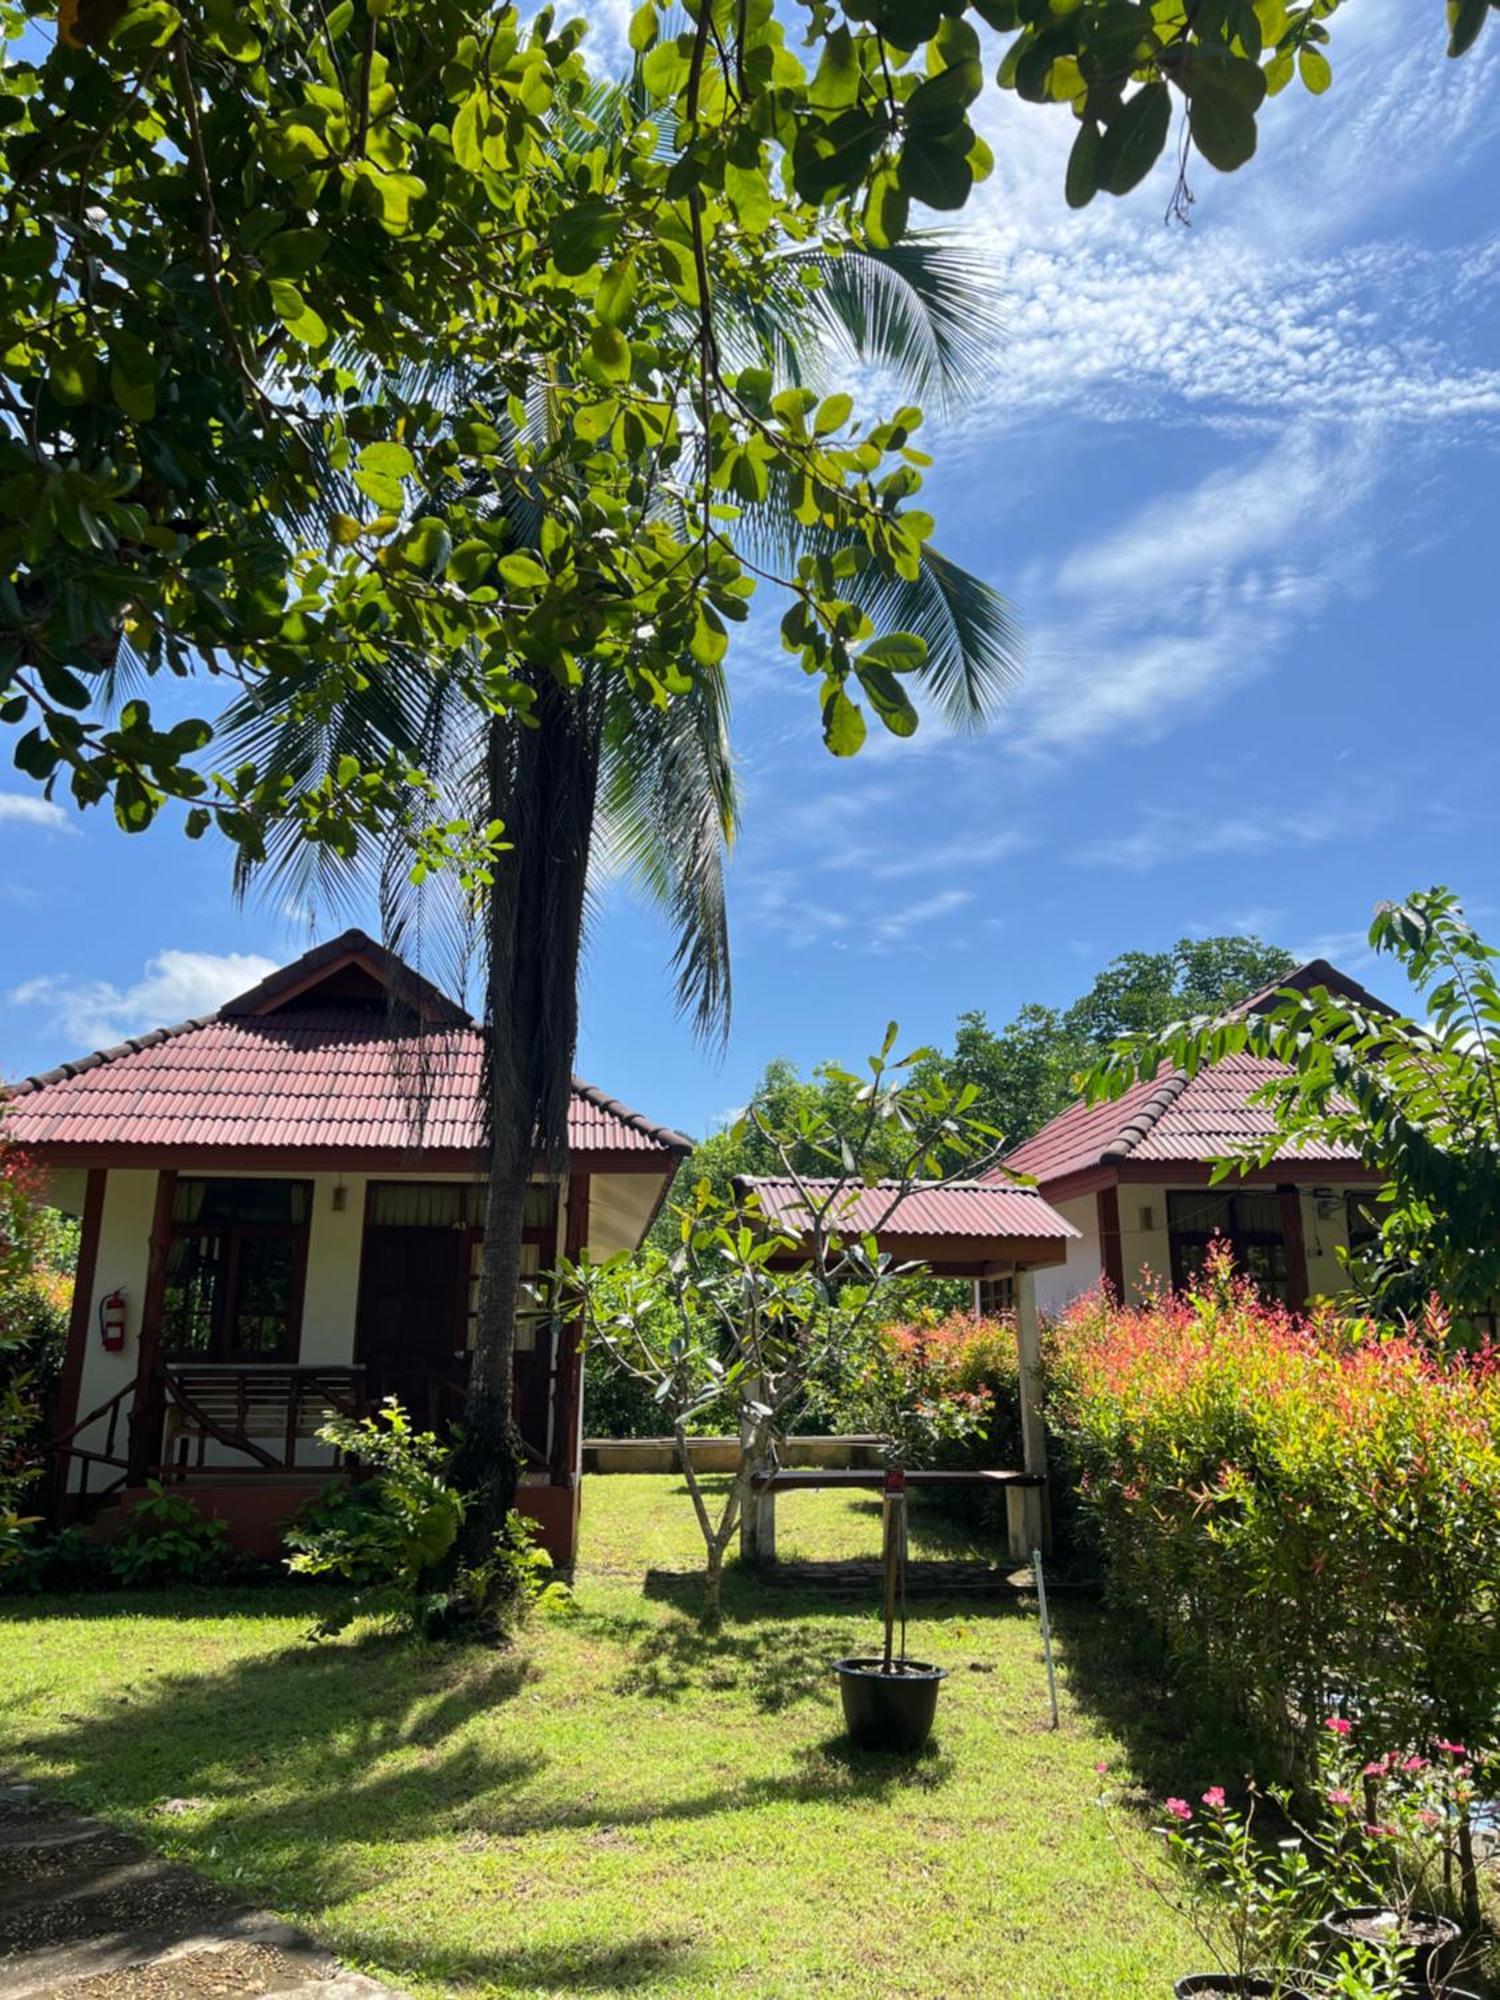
[2, 3, 1497, 1139]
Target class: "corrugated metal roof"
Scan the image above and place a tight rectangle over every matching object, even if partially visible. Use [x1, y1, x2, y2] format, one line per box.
[1001, 957, 1389, 1188]
[4, 935, 692, 1159]
[743, 1177, 1079, 1242]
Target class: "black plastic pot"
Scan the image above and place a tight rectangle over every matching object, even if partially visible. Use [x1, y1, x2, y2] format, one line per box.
[833, 1657, 946, 1753]
[1173, 1980, 1314, 1999]
[1321, 1907, 1460, 1989]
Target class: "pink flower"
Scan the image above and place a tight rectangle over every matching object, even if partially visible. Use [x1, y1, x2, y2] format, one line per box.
[1201, 1787, 1227, 1811]
[1418, 1809, 1441, 1828]
[1401, 1755, 1428, 1773]
[1435, 1738, 1468, 1758]
[1327, 1788, 1354, 1808]
[1324, 1716, 1352, 1737]
[1363, 1822, 1396, 1839]
[1095, 1761, 1110, 1775]
[1164, 1797, 1193, 1823]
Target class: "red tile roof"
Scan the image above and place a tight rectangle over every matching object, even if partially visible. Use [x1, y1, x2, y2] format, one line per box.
[4, 932, 691, 1161]
[1001, 959, 1388, 1189]
[742, 1177, 1078, 1243]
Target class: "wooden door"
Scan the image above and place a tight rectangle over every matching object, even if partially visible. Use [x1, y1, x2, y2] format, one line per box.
[355, 1226, 466, 1427]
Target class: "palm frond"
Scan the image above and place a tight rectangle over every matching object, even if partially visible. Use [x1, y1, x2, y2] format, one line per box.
[725, 236, 1005, 411]
[596, 664, 737, 1045]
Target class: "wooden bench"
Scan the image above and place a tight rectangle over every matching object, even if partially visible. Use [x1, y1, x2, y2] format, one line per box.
[744, 1465, 1047, 1564]
[159, 1364, 364, 1476]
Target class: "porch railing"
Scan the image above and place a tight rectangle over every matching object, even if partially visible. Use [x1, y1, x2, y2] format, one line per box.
[45, 1383, 133, 1511]
[156, 1363, 366, 1478]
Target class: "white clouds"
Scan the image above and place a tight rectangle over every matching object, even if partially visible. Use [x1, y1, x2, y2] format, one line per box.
[1008, 419, 1387, 756]
[11, 949, 278, 1052]
[0, 793, 75, 834]
[1074, 798, 1378, 875]
[870, 886, 975, 949]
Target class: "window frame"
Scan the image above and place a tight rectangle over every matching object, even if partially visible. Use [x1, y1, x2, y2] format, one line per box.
[362, 1180, 559, 1360]
[1166, 1188, 1290, 1304]
[161, 1178, 313, 1364]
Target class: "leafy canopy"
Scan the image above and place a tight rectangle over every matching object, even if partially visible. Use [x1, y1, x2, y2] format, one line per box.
[0, 0, 1488, 873]
[679, 931, 1294, 1212]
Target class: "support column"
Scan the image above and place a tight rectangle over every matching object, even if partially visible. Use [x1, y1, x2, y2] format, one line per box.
[126, 1169, 177, 1486]
[48, 1166, 106, 1518]
[1097, 1182, 1125, 1301]
[1277, 1183, 1310, 1311]
[550, 1171, 590, 1487]
[1007, 1265, 1051, 1560]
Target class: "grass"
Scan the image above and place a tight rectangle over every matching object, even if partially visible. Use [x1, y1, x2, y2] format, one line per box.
[0, 1475, 1228, 1999]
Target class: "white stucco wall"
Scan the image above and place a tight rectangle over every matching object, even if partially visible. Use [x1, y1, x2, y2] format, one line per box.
[1031, 1193, 1103, 1317]
[1014, 1178, 1375, 1315]
[67, 1168, 157, 1487]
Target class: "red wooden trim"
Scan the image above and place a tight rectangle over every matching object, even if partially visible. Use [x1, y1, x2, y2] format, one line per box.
[1278, 1182, 1311, 1310]
[1018, 1164, 1116, 1205]
[127, 1169, 178, 1483]
[17, 1143, 679, 1177]
[48, 1166, 106, 1519]
[763, 1231, 1071, 1275]
[550, 1172, 590, 1486]
[1097, 1183, 1126, 1301]
[1112, 1159, 1384, 1187]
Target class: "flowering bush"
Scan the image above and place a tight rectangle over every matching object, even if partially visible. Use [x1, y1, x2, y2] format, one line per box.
[1048, 1251, 1500, 1794]
[0, 1139, 73, 1566]
[1101, 1749, 1494, 1997]
[819, 1310, 1014, 1467]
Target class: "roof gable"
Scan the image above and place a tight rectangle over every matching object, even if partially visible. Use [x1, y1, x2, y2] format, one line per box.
[220, 928, 472, 1027]
[1001, 958, 1392, 1189]
[5, 933, 690, 1161]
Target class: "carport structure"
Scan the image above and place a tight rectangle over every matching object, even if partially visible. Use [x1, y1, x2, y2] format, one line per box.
[738, 1175, 1080, 1559]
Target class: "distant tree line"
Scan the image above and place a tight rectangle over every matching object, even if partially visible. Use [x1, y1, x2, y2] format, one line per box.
[670, 933, 1296, 1214]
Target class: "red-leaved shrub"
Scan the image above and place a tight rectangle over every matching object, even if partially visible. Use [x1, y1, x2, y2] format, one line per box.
[1048, 1248, 1500, 1776]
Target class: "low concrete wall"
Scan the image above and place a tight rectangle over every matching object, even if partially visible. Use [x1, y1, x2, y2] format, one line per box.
[581, 1434, 887, 1475]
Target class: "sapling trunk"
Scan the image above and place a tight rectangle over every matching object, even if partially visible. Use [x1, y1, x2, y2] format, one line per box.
[674, 1421, 743, 1623]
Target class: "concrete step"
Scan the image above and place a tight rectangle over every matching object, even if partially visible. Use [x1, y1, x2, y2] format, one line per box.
[0, 1781, 403, 2000]
[18, 1939, 338, 1999]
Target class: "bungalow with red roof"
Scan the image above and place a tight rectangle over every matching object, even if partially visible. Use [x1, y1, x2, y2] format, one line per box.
[4, 930, 691, 1567]
[996, 959, 1392, 1317]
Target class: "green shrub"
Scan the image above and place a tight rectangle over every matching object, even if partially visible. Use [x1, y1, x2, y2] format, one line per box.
[107, 1482, 232, 1586]
[1048, 1250, 1500, 1777]
[286, 1398, 568, 1638]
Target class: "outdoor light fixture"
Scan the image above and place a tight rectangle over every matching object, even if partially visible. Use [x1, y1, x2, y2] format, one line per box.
[331, 1180, 348, 1213]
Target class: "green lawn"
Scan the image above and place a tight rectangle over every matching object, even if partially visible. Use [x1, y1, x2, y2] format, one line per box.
[0, 1475, 1218, 1999]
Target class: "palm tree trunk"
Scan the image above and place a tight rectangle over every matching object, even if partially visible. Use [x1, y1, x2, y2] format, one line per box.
[449, 682, 602, 1573]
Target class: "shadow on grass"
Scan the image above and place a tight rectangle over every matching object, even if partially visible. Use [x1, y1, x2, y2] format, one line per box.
[404, 1932, 704, 1993]
[1045, 1592, 1260, 1802]
[2, 1596, 959, 1987]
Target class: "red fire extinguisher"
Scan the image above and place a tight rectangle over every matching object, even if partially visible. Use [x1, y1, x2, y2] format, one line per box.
[98, 1290, 127, 1352]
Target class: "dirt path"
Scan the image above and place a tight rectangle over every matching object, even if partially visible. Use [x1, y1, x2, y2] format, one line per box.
[0, 1783, 403, 2000]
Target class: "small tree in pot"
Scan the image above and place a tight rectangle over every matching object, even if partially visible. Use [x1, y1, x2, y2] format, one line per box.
[570, 1027, 1001, 1621]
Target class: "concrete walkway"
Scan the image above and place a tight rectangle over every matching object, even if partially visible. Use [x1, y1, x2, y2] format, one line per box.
[0, 1783, 404, 2000]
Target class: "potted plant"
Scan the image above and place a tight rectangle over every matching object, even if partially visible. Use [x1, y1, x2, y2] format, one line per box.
[1314, 1730, 1480, 1996]
[833, 1468, 946, 1754]
[1098, 1777, 1335, 1999]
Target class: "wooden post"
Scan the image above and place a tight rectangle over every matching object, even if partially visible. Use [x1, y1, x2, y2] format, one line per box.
[1277, 1183, 1310, 1310]
[1007, 1266, 1050, 1560]
[48, 1167, 107, 1520]
[550, 1171, 589, 1486]
[126, 1169, 177, 1486]
[1097, 1183, 1126, 1301]
[739, 1419, 776, 1564]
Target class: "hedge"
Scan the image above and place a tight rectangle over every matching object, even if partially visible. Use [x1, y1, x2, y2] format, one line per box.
[1046, 1251, 1500, 1776]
